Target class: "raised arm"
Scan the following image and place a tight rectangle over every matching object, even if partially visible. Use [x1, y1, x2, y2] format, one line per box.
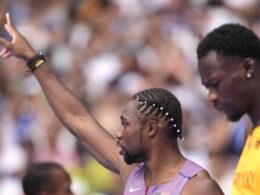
[0, 13, 123, 174]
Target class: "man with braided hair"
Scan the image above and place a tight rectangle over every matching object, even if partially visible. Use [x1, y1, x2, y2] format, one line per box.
[0, 13, 223, 194]
[197, 23, 260, 195]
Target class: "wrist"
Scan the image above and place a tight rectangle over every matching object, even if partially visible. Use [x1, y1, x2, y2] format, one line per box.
[26, 51, 46, 72]
[24, 50, 37, 62]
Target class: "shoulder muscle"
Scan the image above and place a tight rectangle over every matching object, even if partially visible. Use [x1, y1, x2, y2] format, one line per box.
[182, 170, 224, 195]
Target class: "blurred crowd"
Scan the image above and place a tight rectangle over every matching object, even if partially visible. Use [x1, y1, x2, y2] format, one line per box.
[0, 0, 259, 194]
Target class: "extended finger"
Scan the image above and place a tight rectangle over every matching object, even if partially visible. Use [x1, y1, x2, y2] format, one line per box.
[5, 13, 18, 37]
[0, 48, 8, 56]
[0, 37, 11, 48]
[4, 24, 12, 36]
[2, 51, 12, 59]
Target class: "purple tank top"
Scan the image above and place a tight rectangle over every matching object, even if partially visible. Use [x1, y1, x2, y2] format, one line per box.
[123, 160, 204, 195]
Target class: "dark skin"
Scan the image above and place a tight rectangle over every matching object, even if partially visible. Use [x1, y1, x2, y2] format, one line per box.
[198, 51, 260, 129]
[41, 169, 73, 195]
[23, 164, 73, 195]
[0, 13, 223, 194]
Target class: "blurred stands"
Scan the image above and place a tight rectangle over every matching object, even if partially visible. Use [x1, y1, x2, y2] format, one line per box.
[0, 0, 259, 194]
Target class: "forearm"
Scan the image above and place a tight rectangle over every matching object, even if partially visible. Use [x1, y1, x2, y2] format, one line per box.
[23, 51, 90, 133]
[34, 64, 88, 130]
[32, 63, 119, 172]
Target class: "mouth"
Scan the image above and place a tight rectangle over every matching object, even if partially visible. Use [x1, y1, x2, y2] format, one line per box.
[214, 103, 227, 112]
[116, 140, 124, 155]
[215, 103, 235, 118]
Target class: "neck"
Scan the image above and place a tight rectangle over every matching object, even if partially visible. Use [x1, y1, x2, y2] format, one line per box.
[143, 140, 186, 186]
[248, 73, 260, 128]
[248, 97, 260, 128]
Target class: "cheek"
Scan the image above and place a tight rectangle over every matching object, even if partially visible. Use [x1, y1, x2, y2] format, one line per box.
[219, 80, 247, 107]
[123, 128, 141, 147]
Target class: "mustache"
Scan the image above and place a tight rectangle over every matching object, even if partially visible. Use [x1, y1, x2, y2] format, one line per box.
[116, 139, 127, 151]
[116, 140, 121, 147]
[213, 101, 224, 109]
[114, 137, 123, 148]
[112, 134, 122, 147]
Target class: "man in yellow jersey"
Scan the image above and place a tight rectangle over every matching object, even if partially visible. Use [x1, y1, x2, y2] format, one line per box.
[197, 23, 260, 195]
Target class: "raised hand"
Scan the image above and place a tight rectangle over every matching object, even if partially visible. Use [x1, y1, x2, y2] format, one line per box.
[0, 13, 36, 61]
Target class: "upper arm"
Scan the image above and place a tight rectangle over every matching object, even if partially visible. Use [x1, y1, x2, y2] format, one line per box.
[182, 171, 224, 195]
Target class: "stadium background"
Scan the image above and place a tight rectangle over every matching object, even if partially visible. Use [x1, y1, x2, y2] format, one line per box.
[0, 0, 259, 194]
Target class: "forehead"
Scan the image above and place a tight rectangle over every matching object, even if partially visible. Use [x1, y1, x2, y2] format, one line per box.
[198, 51, 223, 73]
[121, 100, 140, 121]
[198, 51, 240, 82]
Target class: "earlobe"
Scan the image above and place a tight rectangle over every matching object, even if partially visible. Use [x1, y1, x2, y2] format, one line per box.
[243, 58, 255, 79]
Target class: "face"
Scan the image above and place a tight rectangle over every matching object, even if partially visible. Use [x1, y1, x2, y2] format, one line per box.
[116, 100, 148, 164]
[198, 51, 252, 121]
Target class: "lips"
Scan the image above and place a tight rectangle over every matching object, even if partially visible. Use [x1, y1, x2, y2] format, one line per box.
[116, 141, 124, 155]
[215, 105, 225, 112]
[214, 102, 226, 112]
[214, 103, 233, 117]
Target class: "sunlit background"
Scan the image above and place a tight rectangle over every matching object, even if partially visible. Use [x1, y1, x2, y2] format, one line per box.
[0, 0, 259, 194]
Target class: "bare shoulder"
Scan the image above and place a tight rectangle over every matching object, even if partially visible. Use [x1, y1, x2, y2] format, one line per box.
[182, 170, 224, 195]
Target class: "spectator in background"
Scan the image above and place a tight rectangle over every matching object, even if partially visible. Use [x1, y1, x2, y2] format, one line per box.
[197, 23, 260, 195]
[22, 162, 73, 195]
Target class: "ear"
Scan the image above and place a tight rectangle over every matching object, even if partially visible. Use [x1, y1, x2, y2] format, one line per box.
[147, 120, 161, 137]
[243, 58, 256, 79]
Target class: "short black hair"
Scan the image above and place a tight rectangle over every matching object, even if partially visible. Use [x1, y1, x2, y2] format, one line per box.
[22, 162, 68, 195]
[133, 88, 183, 139]
[197, 23, 260, 60]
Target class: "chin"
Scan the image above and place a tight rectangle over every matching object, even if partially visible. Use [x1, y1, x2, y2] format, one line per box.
[124, 151, 145, 165]
[124, 154, 138, 165]
[227, 111, 243, 122]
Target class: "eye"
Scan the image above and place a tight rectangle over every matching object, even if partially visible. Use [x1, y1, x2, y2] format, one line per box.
[121, 121, 129, 128]
[120, 116, 129, 128]
[204, 79, 219, 89]
[210, 79, 219, 88]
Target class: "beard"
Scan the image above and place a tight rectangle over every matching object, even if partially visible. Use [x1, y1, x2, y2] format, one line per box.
[121, 145, 147, 165]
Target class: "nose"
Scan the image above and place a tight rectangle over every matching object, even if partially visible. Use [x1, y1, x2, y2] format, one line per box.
[208, 88, 218, 102]
[115, 130, 123, 140]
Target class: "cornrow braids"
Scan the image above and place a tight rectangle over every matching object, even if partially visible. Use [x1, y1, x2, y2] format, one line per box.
[133, 88, 183, 139]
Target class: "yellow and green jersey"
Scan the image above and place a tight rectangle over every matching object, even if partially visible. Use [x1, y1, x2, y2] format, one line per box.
[232, 126, 260, 195]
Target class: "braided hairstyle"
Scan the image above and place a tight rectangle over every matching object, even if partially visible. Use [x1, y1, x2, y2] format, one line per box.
[133, 88, 183, 139]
